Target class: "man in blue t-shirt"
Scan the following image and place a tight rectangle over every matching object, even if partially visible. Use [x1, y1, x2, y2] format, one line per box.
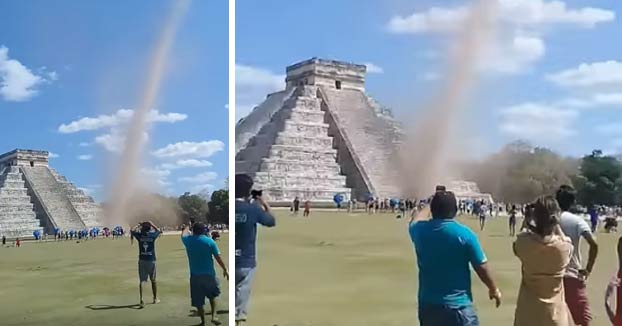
[235, 174, 275, 326]
[181, 222, 229, 326]
[409, 190, 501, 326]
[130, 221, 162, 308]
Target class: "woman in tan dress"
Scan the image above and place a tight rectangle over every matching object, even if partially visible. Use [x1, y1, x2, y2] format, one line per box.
[514, 196, 574, 326]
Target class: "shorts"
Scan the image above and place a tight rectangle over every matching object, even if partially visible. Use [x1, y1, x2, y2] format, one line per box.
[190, 274, 221, 307]
[419, 304, 479, 326]
[138, 260, 156, 282]
[564, 276, 592, 325]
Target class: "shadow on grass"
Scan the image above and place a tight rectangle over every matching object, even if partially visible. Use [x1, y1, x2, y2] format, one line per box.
[188, 309, 228, 317]
[85, 304, 143, 310]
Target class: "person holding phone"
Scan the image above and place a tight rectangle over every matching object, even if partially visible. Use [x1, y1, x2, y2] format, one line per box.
[235, 174, 276, 326]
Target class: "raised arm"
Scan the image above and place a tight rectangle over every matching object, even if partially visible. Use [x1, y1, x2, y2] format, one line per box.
[181, 224, 191, 238]
[255, 197, 276, 227]
[410, 205, 431, 225]
[148, 221, 162, 233]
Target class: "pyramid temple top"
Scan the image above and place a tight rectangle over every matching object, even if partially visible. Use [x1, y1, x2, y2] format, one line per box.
[285, 57, 366, 92]
[0, 149, 49, 168]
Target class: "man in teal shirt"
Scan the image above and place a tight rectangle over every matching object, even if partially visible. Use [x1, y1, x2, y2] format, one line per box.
[409, 190, 502, 325]
[182, 222, 229, 326]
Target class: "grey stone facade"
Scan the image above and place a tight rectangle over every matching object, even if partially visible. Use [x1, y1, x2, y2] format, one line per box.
[236, 58, 404, 203]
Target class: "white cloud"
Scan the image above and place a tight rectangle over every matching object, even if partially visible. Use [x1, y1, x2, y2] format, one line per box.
[179, 171, 218, 183]
[0, 46, 55, 102]
[77, 154, 93, 160]
[160, 159, 213, 170]
[47, 152, 59, 158]
[93, 127, 148, 153]
[79, 142, 91, 147]
[387, 1, 615, 34]
[546, 61, 622, 89]
[484, 35, 546, 74]
[236, 64, 284, 120]
[387, 1, 614, 74]
[58, 109, 187, 133]
[364, 62, 384, 74]
[498, 103, 578, 141]
[152, 140, 225, 159]
[593, 93, 622, 105]
[141, 167, 171, 178]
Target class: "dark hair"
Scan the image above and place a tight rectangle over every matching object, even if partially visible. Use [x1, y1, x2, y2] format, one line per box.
[140, 222, 151, 233]
[530, 196, 560, 236]
[235, 174, 253, 198]
[430, 191, 458, 219]
[556, 185, 576, 211]
[192, 222, 208, 235]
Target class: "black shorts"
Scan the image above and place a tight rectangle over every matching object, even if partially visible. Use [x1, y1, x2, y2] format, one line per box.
[190, 274, 220, 307]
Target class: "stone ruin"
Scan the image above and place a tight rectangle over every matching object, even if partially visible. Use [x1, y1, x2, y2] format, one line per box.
[0, 149, 104, 238]
[447, 180, 494, 203]
[236, 58, 403, 203]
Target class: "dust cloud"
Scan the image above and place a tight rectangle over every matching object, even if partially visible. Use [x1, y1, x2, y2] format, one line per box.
[105, 0, 191, 227]
[399, 0, 498, 198]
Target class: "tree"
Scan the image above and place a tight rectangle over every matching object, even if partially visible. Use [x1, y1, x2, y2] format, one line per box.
[178, 192, 209, 223]
[208, 189, 228, 224]
[574, 150, 622, 206]
[466, 141, 579, 203]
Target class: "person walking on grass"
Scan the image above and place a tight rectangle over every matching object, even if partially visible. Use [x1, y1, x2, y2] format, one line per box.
[130, 221, 162, 308]
[181, 222, 229, 326]
[513, 196, 574, 326]
[509, 205, 517, 236]
[235, 174, 276, 326]
[557, 185, 599, 326]
[409, 190, 501, 326]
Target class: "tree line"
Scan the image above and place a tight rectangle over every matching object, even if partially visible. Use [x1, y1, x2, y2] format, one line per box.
[463, 140, 622, 206]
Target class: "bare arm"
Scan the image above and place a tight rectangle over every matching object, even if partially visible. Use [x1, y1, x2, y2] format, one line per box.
[410, 205, 430, 225]
[581, 231, 599, 278]
[181, 224, 191, 238]
[473, 263, 502, 307]
[214, 254, 229, 280]
[606, 278, 618, 323]
[149, 221, 161, 233]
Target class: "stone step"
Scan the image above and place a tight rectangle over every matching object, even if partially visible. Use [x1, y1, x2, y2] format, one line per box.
[275, 134, 334, 147]
[261, 187, 351, 202]
[253, 173, 347, 189]
[260, 159, 341, 173]
[285, 97, 321, 110]
[0, 205, 35, 213]
[266, 148, 337, 163]
[0, 188, 28, 196]
[282, 121, 329, 135]
[0, 196, 33, 204]
[289, 109, 326, 121]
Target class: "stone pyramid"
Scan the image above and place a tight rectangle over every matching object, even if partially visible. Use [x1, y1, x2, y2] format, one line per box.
[236, 58, 403, 203]
[0, 149, 104, 238]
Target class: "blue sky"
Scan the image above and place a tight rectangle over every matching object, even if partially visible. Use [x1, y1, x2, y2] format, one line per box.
[0, 0, 228, 200]
[236, 0, 622, 158]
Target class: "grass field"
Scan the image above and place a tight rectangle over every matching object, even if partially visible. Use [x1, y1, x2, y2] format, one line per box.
[248, 210, 620, 326]
[0, 233, 229, 326]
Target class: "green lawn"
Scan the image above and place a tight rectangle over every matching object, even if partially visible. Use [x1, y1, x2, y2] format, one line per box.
[0, 233, 229, 326]
[248, 210, 619, 326]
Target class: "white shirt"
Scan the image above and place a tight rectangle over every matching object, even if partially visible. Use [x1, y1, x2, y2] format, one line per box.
[559, 211, 592, 279]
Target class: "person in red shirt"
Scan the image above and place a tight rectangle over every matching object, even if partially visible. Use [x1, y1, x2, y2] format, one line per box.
[15, 238, 21, 248]
[303, 200, 311, 217]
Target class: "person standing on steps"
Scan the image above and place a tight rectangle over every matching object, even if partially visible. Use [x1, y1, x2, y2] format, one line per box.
[130, 221, 162, 308]
[235, 174, 276, 326]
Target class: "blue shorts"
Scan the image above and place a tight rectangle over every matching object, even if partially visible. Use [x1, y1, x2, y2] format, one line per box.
[419, 305, 479, 326]
[190, 274, 220, 307]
